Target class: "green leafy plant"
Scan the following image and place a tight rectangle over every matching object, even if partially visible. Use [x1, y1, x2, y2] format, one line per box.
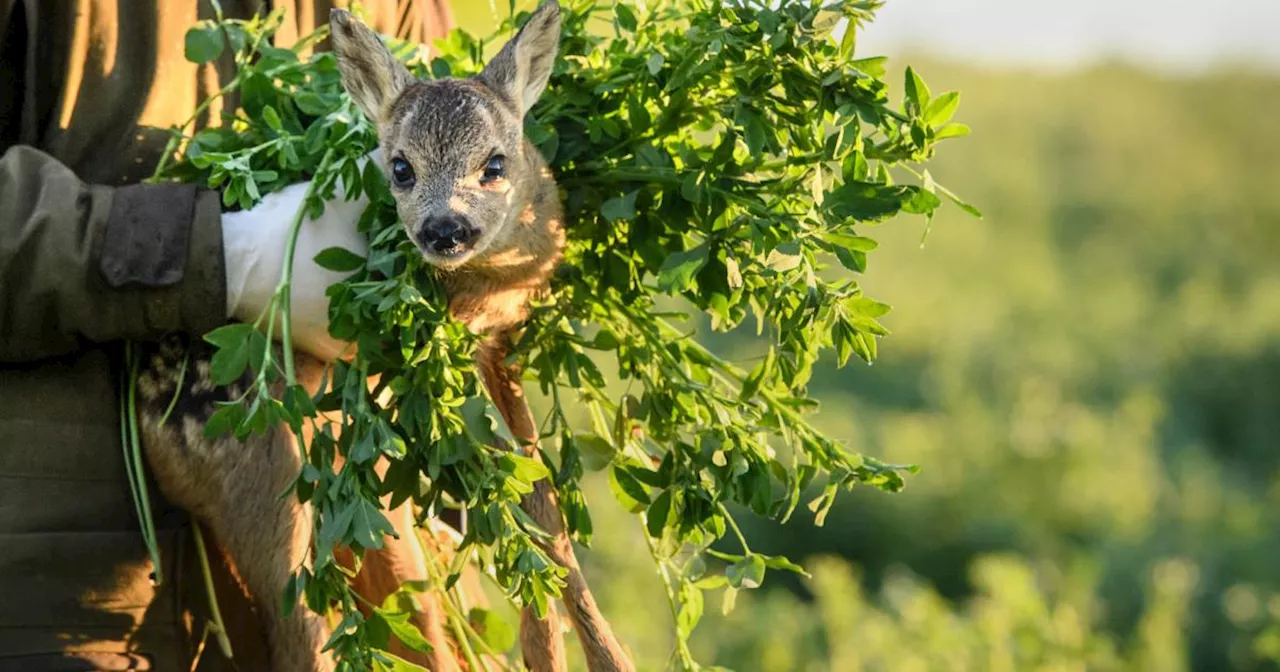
[156, 0, 977, 669]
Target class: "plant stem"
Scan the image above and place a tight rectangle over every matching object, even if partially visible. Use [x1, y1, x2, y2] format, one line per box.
[158, 349, 190, 425]
[414, 529, 495, 671]
[149, 77, 241, 182]
[719, 504, 751, 555]
[124, 343, 163, 585]
[193, 520, 235, 659]
[639, 514, 694, 670]
[279, 148, 337, 386]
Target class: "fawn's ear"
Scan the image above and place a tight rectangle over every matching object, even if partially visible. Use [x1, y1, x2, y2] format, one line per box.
[480, 1, 561, 116]
[330, 9, 413, 124]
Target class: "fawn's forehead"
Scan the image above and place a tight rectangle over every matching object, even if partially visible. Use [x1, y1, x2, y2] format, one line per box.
[385, 79, 519, 169]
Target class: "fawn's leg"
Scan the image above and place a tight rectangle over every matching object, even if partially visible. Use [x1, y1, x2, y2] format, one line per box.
[476, 338, 634, 672]
[137, 338, 333, 672]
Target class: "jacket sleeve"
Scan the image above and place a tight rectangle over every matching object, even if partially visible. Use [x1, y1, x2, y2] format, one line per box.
[0, 145, 227, 362]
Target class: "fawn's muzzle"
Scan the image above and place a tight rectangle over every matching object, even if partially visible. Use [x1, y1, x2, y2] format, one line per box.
[419, 214, 476, 256]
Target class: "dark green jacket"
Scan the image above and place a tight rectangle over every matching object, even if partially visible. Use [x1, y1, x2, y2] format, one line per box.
[0, 2, 450, 669]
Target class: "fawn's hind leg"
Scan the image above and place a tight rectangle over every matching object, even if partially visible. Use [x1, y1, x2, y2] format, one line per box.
[137, 336, 333, 672]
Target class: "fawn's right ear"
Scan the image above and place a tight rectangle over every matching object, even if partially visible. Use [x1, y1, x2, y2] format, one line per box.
[329, 9, 413, 124]
[480, 1, 562, 116]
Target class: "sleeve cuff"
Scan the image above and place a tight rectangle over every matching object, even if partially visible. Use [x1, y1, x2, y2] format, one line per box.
[96, 185, 227, 338]
[180, 189, 228, 336]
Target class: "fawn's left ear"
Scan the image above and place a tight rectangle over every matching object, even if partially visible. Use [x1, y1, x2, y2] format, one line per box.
[480, 1, 561, 116]
[330, 9, 414, 124]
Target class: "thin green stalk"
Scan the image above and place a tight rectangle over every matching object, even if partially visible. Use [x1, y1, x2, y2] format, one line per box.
[279, 148, 337, 387]
[149, 78, 241, 181]
[124, 343, 163, 585]
[719, 504, 751, 555]
[639, 513, 694, 670]
[412, 532, 493, 672]
[148, 15, 274, 182]
[158, 349, 190, 425]
[118, 349, 147, 544]
[193, 520, 235, 659]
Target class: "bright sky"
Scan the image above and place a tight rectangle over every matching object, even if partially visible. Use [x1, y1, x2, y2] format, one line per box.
[856, 0, 1280, 71]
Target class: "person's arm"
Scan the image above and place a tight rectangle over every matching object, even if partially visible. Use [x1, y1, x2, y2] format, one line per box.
[0, 145, 227, 362]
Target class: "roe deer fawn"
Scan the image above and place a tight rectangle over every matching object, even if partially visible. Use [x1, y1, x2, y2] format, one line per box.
[137, 2, 634, 670]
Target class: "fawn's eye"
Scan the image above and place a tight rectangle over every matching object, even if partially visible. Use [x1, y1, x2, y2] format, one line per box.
[390, 158, 415, 188]
[481, 155, 506, 184]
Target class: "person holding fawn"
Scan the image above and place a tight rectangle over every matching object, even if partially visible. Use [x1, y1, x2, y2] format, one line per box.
[0, 2, 450, 669]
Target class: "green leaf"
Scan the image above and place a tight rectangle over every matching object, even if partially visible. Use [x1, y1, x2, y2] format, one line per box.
[820, 231, 878, 252]
[608, 464, 651, 512]
[935, 123, 972, 141]
[204, 322, 255, 349]
[850, 56, 887, 78]
[184, 23, 224, 64]
[657, 243, 709, 293]
[373, 606, 433, 653]
[760, 554, 811, 577]
[203, 402, 243, 439]
[373, 651, 431, 672]
[924, 91, 960, 126]
[847, 296, 892, 318]
[721, 585, 739, 614]
[281, 570, 306, 617]
[296, 91, 332, 117]
[468, 608, 516, 652]
[503, 453, 552, 485]
[575, 433, 616, 471]
[615, 3, 638, 32]
[600, 191, 637, 222]
[646, 52, 665, 76]
[765, 241, 802, 272]
[262, 105, 283, 132]
[825, 181, 907, 221]
[677, 581, 703, 639]
[203, 323, 256, 385]
[695, 574, 727, 590]
[314, 246, 367, 273]
[936, 182, 984, 218]
[834, 247, 868, 273]
[901, 187, 942, 215]
[350, 430, 379, 464]
[351, 499, 392, 550]
[647, 489, 673, 538]
[726, 554, 766, 589]
[321, 501, 358, 551]
[904, 66, 931, 116]
[838, 20, 857, 61]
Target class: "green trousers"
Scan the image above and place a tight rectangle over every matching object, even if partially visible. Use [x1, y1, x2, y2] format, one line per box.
[0, 349, 272, 671]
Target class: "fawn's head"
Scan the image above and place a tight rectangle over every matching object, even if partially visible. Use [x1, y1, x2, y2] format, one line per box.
[330, 2, 561, 270]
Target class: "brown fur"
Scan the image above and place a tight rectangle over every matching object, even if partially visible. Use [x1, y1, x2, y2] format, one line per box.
[138, 339, 333, 672]
[135, 3, 632, 671]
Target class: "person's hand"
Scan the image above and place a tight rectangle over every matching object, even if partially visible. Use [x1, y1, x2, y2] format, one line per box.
[221, 152, 380, 361]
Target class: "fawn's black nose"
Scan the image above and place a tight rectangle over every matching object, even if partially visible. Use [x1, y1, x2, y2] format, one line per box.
[419, 214, 476, 255]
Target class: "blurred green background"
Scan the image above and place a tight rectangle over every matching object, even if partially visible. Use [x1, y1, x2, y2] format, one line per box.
[448, 2, 1280, 670]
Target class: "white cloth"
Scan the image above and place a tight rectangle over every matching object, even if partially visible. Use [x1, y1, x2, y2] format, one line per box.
[221, 152, 381, 361]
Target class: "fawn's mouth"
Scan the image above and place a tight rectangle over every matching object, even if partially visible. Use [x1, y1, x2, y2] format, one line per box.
[418, 243, 476, 269]
[432, 243, 468, 258]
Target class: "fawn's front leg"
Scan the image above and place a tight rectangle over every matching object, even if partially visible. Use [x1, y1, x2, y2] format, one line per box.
[476, 338, 634, 672]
